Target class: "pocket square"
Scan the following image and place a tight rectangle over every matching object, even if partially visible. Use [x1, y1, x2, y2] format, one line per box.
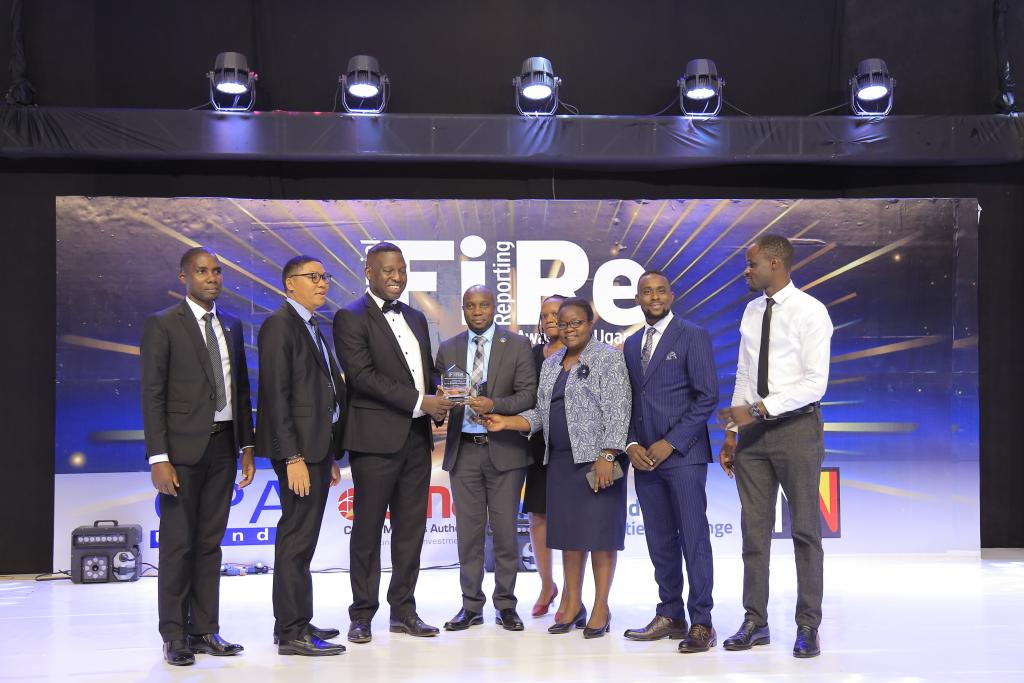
[665, 351, 678, 360]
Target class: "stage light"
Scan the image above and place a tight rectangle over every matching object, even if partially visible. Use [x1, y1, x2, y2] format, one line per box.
[678, 59, 723, 117]
[207, 52, 257, 112]
[514, 57, 561, 116]
[850, 58, 894, 116]
[339, 55, 389, 114]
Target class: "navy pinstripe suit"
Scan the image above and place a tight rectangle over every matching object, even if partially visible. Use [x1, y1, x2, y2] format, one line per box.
[625, 314, 719, 627]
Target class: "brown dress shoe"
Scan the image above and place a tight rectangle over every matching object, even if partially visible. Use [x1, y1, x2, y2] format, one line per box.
[678, 624, 717, 653]
[623, 615, 688, 641]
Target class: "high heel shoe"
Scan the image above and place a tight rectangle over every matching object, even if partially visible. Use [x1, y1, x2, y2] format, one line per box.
[532, 586, 558, 618]
[547, 605, 587, 634]
[583, 613, 611, 639]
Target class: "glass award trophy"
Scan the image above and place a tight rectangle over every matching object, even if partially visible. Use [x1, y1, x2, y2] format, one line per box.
[442, 364, 472, 404]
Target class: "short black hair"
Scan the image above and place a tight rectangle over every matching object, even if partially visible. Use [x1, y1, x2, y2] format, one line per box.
[179, 247, 214, 274]
[754, 234, 794, 269]
[281, 254, 321, 289]
[559, 297, 594, 322]
[367, 241, 403, 258]
[542, 294, 567, 306]
[463, 284, 496, 304]
[638, 270, 670, 286]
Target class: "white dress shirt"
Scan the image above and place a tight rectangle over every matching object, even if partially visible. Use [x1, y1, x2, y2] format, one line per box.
[366, 289, 427, 417]
[732, 280, 833, 417]
[286, 297, 340, 424]
[150, 297, 233, 466]
[642, 310, 674, 359]
[461, 323, 495, 434]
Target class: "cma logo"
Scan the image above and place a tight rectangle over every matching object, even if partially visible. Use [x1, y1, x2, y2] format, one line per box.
[157, 480, 457, 524]
[772, 468, 841, 539]
[336, 485, 456, 521]
[369, 237, 646, 327]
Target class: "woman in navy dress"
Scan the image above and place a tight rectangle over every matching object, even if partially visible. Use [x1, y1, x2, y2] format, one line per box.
[485, 298, 631, 638]
[522, 295, 566, 618]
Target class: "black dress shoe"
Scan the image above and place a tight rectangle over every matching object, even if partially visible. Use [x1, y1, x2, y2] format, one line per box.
[583, 613, 611, 639]
[678, 624, 717, 653]
[793, 625, 820, 658]
[187, 633, 243, 656]
[723, 620, 771, 651]
[548, 605, 587, 634]
[623, 615, 688, 641]
[272, 626, 339, 647]
[495, 608, 524, 632]
[389, 614, 440, 637]
[278, 634, 346, 656]
[347, 619, 372, 644]
[162, 639, 195, 666]
[444, 608, 484, 631]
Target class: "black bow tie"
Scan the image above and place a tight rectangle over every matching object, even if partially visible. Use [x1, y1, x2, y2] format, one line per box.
[382, 300, 402, 314]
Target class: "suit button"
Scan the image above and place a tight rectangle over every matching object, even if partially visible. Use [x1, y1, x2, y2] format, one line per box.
[210, 393, 216, 400]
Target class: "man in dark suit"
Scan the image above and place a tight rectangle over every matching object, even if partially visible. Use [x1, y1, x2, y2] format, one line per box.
[141, 247, 255, 666]
[333, 241, 453, 644]
[256, 255, 347, 657]
[433, 285, 537, 633]
[622, 270, 720, 653]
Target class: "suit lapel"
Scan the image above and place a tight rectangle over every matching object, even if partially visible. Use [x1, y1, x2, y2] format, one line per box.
[485, 328, 508, 391]
[452, 332, 469, 374]
[217, 311, 237, 405]
[178, 301, 215, 390]
[286, 303, 331, 379]
[365, 294, 414, 380]
[642, 317, 682, 387]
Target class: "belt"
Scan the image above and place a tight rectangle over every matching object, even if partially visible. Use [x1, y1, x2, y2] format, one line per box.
[765, 402, 819, 422]
[461, 433, 488, 445]
[210, 420, 233, 435]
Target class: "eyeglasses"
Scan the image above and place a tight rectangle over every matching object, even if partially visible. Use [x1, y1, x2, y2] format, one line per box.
[555, 319, 587, 330]
[289, 272, 333, 285]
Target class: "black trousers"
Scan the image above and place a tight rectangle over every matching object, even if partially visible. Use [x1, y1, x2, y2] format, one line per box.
[271, 456, 333, 641]
[348, 417, 432, 621]
[157, 428, 237, 642]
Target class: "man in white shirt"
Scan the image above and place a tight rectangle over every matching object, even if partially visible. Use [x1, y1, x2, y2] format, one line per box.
[718, 234, 833, 659]
[141, 248, 255, 666]
[333, 242, 454, 643]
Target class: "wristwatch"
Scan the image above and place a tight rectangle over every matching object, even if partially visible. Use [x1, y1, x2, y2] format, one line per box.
[748, 402, 765, 421]
[598, 451, 617, 462]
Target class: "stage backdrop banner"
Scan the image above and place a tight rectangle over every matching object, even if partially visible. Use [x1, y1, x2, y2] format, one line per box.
[54, 197, 979, 572]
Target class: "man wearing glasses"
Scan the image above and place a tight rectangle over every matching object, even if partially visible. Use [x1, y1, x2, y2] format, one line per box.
[256, 255, 347, 656]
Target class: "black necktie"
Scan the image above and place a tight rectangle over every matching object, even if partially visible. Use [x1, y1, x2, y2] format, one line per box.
[756, 297, 775, 399]
[308, 318, 337, 402]
[203, 312, 227, 411]
[382, 300, 401, 314]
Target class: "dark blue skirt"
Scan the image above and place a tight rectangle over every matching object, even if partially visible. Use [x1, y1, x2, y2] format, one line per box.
[545, 446, 628, 552]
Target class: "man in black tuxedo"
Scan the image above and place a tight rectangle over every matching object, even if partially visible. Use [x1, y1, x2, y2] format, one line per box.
[141, 247, 255, 666]
[257, 255, 347, 657]
[333, 242, 453, 644]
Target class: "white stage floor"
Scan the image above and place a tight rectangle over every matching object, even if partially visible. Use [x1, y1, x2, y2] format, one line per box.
[2, 552, 1023, 682]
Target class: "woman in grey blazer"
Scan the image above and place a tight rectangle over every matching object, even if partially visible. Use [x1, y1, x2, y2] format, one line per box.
[485, 298, 631, 639]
